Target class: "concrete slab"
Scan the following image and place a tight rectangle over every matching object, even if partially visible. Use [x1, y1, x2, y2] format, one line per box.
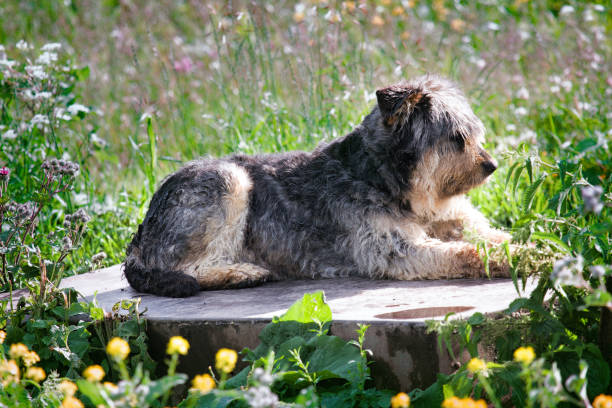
[57, 264, 534, 391]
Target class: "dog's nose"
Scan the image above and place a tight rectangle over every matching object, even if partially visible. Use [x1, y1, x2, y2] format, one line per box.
[482, 159, 498, 175]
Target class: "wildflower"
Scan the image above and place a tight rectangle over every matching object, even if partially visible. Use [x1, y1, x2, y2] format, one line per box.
[2, 129, 17, 139]
[590, 265, 607, 279]
[391, 392, 411, 407]
[342, 1, 356, 12]
[392, 6, 405, 16]
[516, 87, 530, 100]
[514, 106, 528, 116]
[67, 104, 89, 116]
[513, 346, 536, 365]
[0, 359, 20, 384]
[442, 396, 487, 408]
[324, 10, 341, 23]
[83, 365, 105, 382]
[593, 394, 612, 408]
[16, 40, 29, 50]
[25, 65, 48, 80]
[252, 367, 274, 386]
[103, 381, 119, 392]
[0, 167, 9, 178]
[371, 15, 385, 26]
[41, 43, 62, 51]
[215, 348, 238, 373]
[466, 357, 486, 373]
[487, 22, 500, 31]
[23, 350, 41, 366]
[173, 56, 194, 73]
[9, 343, 29, 359]
[37, 51, 58, 65]
[167, 336, 190, 355]
[581, 185, 604, 214]
[559, 5, 574, 15]
[0, 330, 6, 344]
[92, 252, 107, 263]
[59, 380, 78, 396]
[25, 367, 46, 382]
[246, 384, 279, 408]
[450, 19, 466, 32]
[191, 373, 215, 393]
[552, 256, 586, 287]
[401, 31, 411, 40]
[293, 4, 306, 23]
[106, 337, 130, 361]
[62, 396, 84, 408]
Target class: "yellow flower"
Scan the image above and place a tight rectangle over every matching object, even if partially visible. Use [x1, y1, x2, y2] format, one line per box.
[391, 392, 410, 407]
[0, 359, 20, 384]
[343, 1, 356, 12]
[62, 396, 84, 408]
[191, 373, 215, 393]
[400, 31, 411, 40]
[593, 394, 612, 408]
[466, 357, 486, 373]
[442, 396, 487, 408]
[167, 336, 190, 355]
[104, 381, 119, 392]
[106, 337, 130, 361]
[293, 11, 305, 23]
[215, 348, 238, 373]
[23, 350, 40, 367]
[25, 366, 46, 382]
[450, 18, 466, 32]
[392, 6, 405, 16]
[513, 346, 536, 365]
[371, 15, 385, 26]
[381, 0, 391, 5]
[59, 380, 78, 397]
[83, 365, 105, 382]
[9, 343, 29, 359]
[0, 330, 6, 344]
[442, 397, 461, 408]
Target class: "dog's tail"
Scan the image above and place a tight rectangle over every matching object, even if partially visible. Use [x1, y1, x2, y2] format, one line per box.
[123, 226, 200, 298]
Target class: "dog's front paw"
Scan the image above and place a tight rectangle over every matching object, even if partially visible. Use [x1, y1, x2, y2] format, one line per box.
[456, 245, 485, 278]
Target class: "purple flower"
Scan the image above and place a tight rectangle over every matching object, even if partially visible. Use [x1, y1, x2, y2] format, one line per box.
[0, 167, 9, 177]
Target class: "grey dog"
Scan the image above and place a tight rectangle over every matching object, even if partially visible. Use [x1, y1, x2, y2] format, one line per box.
[124, 75, 510, 298]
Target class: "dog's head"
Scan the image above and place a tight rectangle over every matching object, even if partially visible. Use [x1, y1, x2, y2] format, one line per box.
[367, 75, 496, 203]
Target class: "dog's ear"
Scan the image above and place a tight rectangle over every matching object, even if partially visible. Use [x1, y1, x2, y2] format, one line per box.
[376, 85, 423, 125]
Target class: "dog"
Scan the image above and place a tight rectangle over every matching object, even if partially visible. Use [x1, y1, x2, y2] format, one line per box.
[124, 75, 511, 298]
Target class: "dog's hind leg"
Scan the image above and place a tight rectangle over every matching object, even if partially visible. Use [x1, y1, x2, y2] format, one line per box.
[178, 162, 272, 289]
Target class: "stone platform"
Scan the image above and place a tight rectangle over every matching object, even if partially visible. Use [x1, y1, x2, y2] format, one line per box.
[60, 264, 534, 391]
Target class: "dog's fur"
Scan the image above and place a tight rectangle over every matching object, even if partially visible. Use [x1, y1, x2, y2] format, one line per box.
[124, 75, 511, 298]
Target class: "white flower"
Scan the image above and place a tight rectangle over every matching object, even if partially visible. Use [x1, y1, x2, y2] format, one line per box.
[2, 129, 17, 139]
[559, 5, 574, 15]
[67, 104, 89, 115]
[16, 40, 29, 50]
[514, 106, 528, 116]
[487, 22, 500, 31]
[41, 43, 62, 51]
[561, 80, 572, 91]
[36, 51, 58, 65]
[516, 87, 530, 100]
[0, 58, 16, 68]
[550, 85, 560, 93]
[25, 65, 48, 80]
[551, 256, 586, 288]
[505, 124, 517, 132]
[592, 4, 604, 12]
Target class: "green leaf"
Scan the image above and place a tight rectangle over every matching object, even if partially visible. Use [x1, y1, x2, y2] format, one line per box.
[278, 291, 331, 324]
[531, 232, 571, 253]
[77, 379, 106, 406]
[522, 174, 547, 213]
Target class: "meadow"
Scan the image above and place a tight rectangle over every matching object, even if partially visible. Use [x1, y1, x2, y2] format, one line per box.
[0, 1, 610, 407]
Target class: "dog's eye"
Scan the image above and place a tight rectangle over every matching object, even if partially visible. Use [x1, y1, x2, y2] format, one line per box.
[451, 134, 465, 150]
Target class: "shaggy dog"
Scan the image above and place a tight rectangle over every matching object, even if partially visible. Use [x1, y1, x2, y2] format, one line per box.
[124, 75, 511, 297]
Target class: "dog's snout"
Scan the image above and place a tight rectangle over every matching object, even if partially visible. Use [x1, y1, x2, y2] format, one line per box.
[482, 159, 498, 175]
